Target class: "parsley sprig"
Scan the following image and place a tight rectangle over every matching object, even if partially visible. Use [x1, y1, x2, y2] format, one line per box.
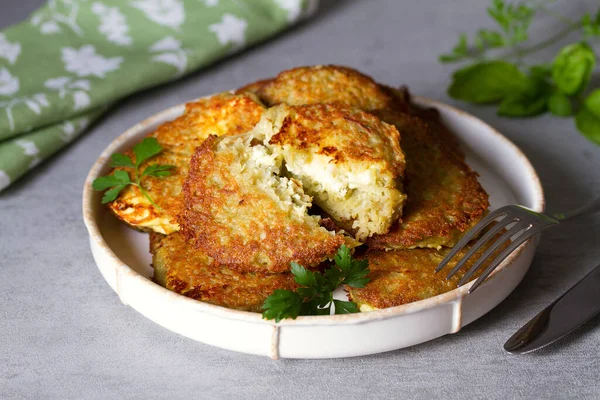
[92, 137, 175, 207]
[262, 245, 370, 322]
[440, 0, 600, 144]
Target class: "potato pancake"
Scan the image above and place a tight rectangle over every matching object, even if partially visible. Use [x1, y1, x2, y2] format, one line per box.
[107, 92, 265, 234]
[255, 65, 409, 112]
[180, 133, 347, 273]
[346, 237, 507, 310]
[151, 232, 296, 311]
[235, 78, 273, 96]
[385, 86, 464, 156]
[367, 110, 489, 250]
[238, 65, 488, 248]
[262, 103, 407, 240]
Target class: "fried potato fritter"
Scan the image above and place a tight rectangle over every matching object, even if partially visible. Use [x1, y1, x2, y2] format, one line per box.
[367, 110, 489, 250]
[235, 78, 273, 96]
[151, 232, 297, 311]
[261, 103, 407, 240]
[389, 86, 464, 159]
[241, 65, 489, 249]
[180, 133, 347, 273]
[107, 93, 265, 234]
[346, 237, 507, 310]
[256, 65, 410, 113]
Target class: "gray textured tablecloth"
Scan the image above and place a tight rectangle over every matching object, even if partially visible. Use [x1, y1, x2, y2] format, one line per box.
[2, 1, 600, 399]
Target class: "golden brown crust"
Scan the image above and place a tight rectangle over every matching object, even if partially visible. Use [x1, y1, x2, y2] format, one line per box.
[366, 110, 489, 250]
[107, 93, 265, 234]
[180, 135, 346, 273]
[151, 232, 297, 312]
[270, 103, 405, 177]
[346, 237, 507, 309]
[389, 86, 464, 159]
[256, 65, 409, 112]
[264, 103, 407, 239]
[235, 78, 274, 95]
[244, 65, 488, 249]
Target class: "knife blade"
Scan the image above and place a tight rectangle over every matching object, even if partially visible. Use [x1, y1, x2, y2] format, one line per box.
[504, 263, 600, 354]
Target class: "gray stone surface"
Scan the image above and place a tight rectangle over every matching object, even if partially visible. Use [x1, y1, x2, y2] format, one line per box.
[2, 1, 600, 399]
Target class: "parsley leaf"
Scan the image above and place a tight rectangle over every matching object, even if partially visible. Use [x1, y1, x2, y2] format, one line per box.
[552, 42, 596, 96]
[576, 89, 600, 144]
[440, 1, 600, 146]
[497, 74, 551, 117]
[101, 184, 128, 204]
[290, 262, 316, 287]
[475, 29, 505, 50]
[92, 170, 131, 191]
[575, 107, 600, 145]
[110, 153, 135, 168]
[487, 0, 534, 45]
[92, 137, 173, 207]
[333, 300, 359, 314]
[548, 93, 573, 117]
[439, 33, 469, 63]
[142, 164, 176, 178]
[133, 138, 163, 167]
[584, 89, 600, 118]
[334, 245, 370, 288]
[262, 290, 302, 322]
[262, 245, 370, 321]
[582, 9, 600, 37]
[448, 61, 528, 104]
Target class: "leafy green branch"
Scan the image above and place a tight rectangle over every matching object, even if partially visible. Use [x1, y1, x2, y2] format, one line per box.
[92, 137, 175, 207]
[440, 0, 600, 144]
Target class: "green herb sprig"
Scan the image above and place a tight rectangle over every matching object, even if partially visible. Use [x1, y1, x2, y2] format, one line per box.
[262, 245, 370, 322]
[92, 137, 175, 207]
[440, 0, 600, 144]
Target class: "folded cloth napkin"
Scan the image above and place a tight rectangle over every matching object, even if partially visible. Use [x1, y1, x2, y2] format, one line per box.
[0, 0, 318, 192]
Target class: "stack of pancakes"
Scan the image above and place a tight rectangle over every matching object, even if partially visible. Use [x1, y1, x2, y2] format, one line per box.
[107, 66, 491, 312]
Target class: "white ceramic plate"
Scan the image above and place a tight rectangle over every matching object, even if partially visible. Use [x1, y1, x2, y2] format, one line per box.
[82, 96, 544, 359]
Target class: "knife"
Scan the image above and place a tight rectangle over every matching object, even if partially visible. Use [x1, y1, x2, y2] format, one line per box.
[504, 263, 600, 354]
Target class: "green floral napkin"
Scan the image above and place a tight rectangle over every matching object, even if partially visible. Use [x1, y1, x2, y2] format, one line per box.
[0, 0, 318, 192]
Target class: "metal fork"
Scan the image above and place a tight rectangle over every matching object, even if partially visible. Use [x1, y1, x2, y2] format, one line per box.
[436, 197, 600, 293]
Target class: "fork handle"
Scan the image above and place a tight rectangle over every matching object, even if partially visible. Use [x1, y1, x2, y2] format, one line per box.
[553, 196, 600, 222]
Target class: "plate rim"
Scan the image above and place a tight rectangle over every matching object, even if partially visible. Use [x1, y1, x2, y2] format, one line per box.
[82, 94, 545, 327]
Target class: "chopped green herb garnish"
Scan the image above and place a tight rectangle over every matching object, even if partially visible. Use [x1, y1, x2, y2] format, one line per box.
[92, 137, 175, 208]
[262, 245, 370, 322]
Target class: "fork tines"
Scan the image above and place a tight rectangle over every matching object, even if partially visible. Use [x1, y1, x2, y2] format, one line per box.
[435, 205, 557, 293]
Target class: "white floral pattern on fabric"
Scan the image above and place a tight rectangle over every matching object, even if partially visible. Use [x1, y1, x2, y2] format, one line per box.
[0, 34, 21, 65]
[0, 170, 10, 191]
[0, 93, 49, 131]
[15, 139, 39, 157]
[131, 0, 185, 30]
[45, 76, 91, 111]
[59, 116, 89, 142]
[0, 68, 19, 96]
[92, 3, 133, 46]
[23, 93, 49, 115]
[31, 0, 83, 36]
[62, 46, 123, 78]
[275, 0, 303, 22]
[61, 121, 76, 141]
[209, 13, 247, 50]
[149, 36, 188, 76]
[0, 0, 316, 193]
[15, 139, 42, 169]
